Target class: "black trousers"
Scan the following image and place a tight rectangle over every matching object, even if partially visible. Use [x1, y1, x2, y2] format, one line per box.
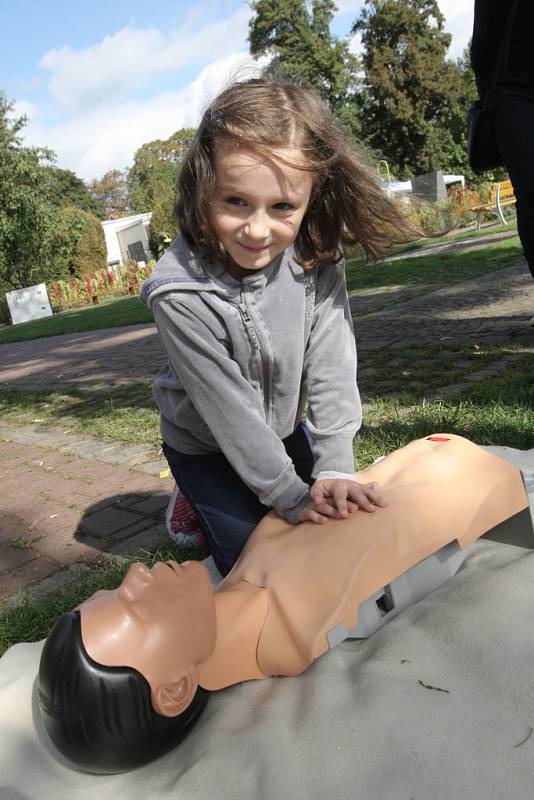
[491, 90, 534, 279]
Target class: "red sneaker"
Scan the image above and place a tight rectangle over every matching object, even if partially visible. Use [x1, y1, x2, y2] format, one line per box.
[165, 485, 206, 548]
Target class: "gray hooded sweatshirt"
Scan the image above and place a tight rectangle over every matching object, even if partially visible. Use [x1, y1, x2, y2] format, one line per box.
[141, 235, 361, 524]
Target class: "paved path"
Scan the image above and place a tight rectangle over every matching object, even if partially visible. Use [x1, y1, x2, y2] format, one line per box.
[352, 261, 534, 349]
[0, 261, 533, 391]
[0, 257, 533, 607]
[0, 426, 173, 605]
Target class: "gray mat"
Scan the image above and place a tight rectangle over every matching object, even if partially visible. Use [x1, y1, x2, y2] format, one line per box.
[1, 446, 534, 800]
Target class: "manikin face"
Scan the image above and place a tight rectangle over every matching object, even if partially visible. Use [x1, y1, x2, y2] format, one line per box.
[210, 140, 314, 280]
[79, 560, 216, 717]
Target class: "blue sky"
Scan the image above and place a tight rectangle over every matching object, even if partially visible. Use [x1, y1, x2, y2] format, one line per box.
[2, 0, 473, 182]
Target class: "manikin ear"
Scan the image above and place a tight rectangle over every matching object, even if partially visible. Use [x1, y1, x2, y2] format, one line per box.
[152, 667, 198, 717]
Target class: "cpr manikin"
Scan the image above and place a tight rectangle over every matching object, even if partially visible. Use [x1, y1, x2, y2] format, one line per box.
[38, 434, 533, 773]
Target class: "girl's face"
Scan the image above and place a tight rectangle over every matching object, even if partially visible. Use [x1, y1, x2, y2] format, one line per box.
[211, 140, 313, 278]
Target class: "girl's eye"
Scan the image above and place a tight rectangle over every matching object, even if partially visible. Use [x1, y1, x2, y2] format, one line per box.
[225, 196, 246, 206]
[273, 202, 294, 211]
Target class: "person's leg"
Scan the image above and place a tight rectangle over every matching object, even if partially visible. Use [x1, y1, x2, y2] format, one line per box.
[491, 93, 534, 279]
[162, 445, 267, 576]
[162, 425, 315, 576]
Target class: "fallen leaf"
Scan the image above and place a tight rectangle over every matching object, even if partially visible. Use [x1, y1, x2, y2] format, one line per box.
[513, 727, 533, 748]
[418, 679, 450, 694]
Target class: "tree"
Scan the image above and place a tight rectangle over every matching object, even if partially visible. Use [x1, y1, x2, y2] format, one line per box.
[0, 92, 61, 296]
[148, 184, 178, 257]
[42, 166, 103, 218]
[249, 0, 360, 132]
[127, 129, 193, 255]
[353, 0, 471, 178]
[88, 169, 130, 219]
[128, 128, 195, 213]
[54, 206, 108, 279]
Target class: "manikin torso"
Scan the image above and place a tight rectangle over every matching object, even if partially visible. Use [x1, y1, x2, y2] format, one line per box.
[197, 434, 529, 689]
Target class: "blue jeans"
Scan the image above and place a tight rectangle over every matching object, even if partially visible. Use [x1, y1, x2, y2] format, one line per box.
[162, 424, 314, 576]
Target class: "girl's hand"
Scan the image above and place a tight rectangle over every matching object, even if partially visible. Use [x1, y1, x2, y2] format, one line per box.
[300, 478, 387, 524]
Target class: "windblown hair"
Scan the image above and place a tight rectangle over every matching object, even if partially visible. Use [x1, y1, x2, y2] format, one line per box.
[38, 611, 209, 774]
[176, 77, 419, 268]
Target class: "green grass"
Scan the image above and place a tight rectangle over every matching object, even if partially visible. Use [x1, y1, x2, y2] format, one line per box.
[345, 235, 524, 294]
[0, 382, 160, 445]
[383, 219, 517, 258]
[353, 350, 534, 466]
[0, 294, 153, 344]
[356, 342, 529, 403]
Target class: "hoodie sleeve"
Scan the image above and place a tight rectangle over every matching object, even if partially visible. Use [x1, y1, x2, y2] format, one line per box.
[303, 261, 362, 477]
[153, 296, 311, 524]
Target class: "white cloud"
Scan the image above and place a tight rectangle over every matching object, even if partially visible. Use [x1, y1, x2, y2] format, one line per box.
[18, 0, 475, 181]
[334, 0, 363, 16]
[22, 52, 267, 180]
[11, 99, 41, 122]
[39, 5, 251, 113]
[438, 0, 474, 59]
[347, 31, 362, 58]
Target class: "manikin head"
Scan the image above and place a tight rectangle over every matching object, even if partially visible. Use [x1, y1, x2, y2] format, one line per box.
[38, 560, 216, 773]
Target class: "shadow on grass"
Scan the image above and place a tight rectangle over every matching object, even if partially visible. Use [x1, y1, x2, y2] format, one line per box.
[0, 383, 159, 443]
[346, 240, 525, 293]
[356, 397, 533, 472]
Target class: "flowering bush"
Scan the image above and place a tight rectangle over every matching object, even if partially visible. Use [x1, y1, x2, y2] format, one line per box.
[47, 261, 155, 309]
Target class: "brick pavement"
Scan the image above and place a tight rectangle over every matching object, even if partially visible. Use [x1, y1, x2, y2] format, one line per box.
[0, 255, 533, 605]
[0, 429, 173, 605]
[0, 323, 164, 391]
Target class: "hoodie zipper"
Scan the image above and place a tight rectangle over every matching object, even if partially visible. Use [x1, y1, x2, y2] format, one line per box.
[238, 301, 272, 420]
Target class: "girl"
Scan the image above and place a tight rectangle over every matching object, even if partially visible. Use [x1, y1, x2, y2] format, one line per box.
[142, 77, 416, 576]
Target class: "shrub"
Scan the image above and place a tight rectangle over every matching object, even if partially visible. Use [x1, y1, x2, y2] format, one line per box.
[54, 206, 107, 279]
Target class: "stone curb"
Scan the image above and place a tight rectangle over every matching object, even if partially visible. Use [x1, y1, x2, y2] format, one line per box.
[0, 420, 167, 474]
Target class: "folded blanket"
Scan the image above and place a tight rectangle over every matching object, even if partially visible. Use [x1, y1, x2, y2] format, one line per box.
[1, 446, 533, 800]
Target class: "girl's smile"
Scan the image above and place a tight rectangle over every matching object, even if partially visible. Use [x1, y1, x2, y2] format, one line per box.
[211, 140, 313, 280]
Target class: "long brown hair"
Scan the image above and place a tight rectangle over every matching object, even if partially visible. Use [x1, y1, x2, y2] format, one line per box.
[176, 77, 418, 267]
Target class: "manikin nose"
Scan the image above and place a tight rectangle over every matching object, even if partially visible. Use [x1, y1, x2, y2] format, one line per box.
[119, 562, 155, 600]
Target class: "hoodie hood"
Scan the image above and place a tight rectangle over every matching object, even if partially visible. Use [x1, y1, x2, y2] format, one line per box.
[141, 235, 225, 309]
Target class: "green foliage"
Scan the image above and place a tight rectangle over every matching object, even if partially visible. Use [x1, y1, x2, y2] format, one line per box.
[249, 0, 361, 134]
[88, 169, 130, 219]
[0, 92, 61, 302]
[148, 183, 178, 257]
[53, 206, 107, 279]
[353, 0, 475, 179]
[42, 166, 103, 218]
[127, 129, 192, 256]
[128, 128, 195, 214]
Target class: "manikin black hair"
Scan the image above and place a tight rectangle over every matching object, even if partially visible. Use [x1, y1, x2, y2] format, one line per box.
[38, 611, 209, 773]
